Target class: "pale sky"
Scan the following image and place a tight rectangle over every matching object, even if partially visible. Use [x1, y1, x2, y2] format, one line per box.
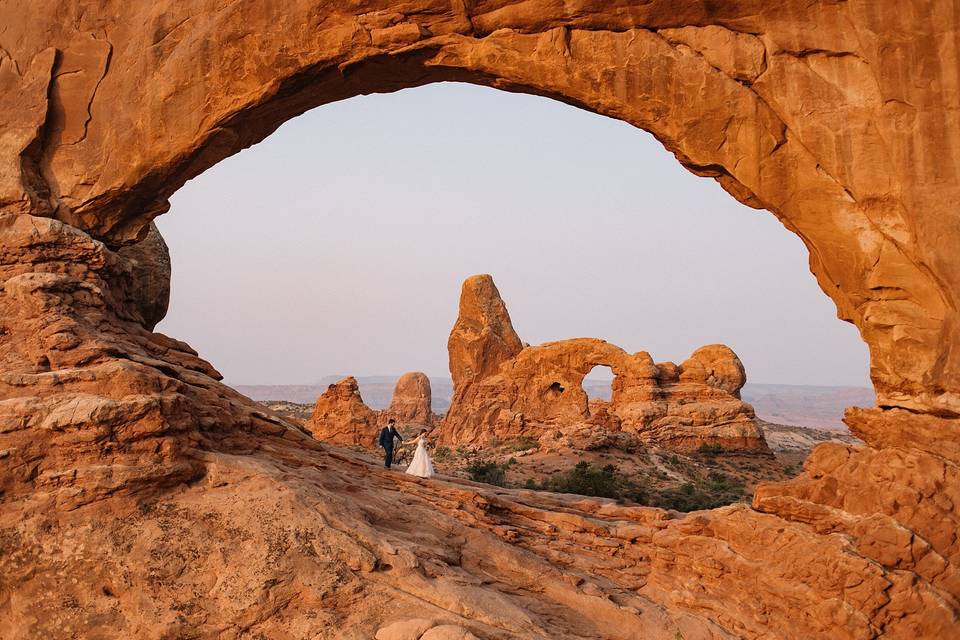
[155, 82, 871, 388]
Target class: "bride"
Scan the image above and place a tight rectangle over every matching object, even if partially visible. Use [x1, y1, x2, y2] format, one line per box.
[403, 429, 435, 479]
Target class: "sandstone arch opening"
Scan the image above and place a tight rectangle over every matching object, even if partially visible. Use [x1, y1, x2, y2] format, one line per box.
[154, 82, 870, 514]
[4, 6, 958, 638]
[582, 365, 614, 403]
[157, 82, 869, 405]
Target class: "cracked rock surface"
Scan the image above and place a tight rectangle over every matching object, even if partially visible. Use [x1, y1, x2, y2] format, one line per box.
[1, 2, 959, 638]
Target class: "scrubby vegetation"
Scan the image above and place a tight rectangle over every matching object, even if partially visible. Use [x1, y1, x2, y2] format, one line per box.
[523, 460, 745, 512]
[695, 443, 725, 460]
[653, 470, 745, 511]
[503, 436, 540, 452]
[530, 461, 627, 499]
[466, 459, 509, 486]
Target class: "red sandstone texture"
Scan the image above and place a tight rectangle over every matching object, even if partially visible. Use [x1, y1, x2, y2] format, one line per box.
[381, 371, 437, 428]
[440, 276, 768, 454]
[308, 372, 436, 446]
[1, 1, 959, 638]
[306, 376, 381, 447]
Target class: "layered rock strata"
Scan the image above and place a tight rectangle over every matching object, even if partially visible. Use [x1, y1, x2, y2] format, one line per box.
[441, 276, 768, 453]
[1, 1, 959, 638]
[306, 376, 380, 447]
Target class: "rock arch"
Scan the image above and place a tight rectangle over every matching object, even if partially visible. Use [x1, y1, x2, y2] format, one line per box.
[1, 2, 958, 638]
[4, 1, 957, 418]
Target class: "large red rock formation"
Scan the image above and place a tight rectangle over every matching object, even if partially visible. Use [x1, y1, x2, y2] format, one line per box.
[306, 376, 380, 447]
[447, 275, 524, 389]
[1, 2, 958, 638]
[441, 276, 768, 453]
[381, 371, 436, 428]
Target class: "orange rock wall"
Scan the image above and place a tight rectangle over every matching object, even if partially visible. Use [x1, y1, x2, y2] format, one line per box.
[1, 1, 959, 638]
[306, 376, 380, 447]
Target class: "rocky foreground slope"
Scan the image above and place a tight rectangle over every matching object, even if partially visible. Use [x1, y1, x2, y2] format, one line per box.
[2, 1, 959, 637]
[1, 203, 956, 640]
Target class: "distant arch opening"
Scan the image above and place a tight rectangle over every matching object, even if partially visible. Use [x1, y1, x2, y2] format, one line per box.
[582, 365, 614, 403]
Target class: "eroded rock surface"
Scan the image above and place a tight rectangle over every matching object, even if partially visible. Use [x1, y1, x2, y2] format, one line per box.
[114, 222, 171, 330]
[1, 1, 959, 638]
[306, 376, 379, 447]
[441, 276, 768, 454]
[381, 371, 436, 428]
[307, 372, 436, 448]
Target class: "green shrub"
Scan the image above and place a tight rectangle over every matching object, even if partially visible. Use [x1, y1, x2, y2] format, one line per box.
[466, 459, 509, 487]
[652, 472, 745, 511]
[696, 443, 725, 457]
[538, 461, 624, 499]
[433, 446, 452, 462]
[504, 436, 540, 452]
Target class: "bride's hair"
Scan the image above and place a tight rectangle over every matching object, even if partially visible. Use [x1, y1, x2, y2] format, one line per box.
[419, 429, 427, 435]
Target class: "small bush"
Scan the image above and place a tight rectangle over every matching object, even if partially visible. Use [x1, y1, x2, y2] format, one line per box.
[652, 472, 745, 511]
[537, 461, 625, 499]
[466, 459, 509, 487]
[433, 446, 452, 462]
[696, 443, 725, 458]
[504, 436, 540, 452]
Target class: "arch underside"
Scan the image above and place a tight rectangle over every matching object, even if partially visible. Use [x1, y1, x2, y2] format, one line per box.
[1, 1, 958, 638]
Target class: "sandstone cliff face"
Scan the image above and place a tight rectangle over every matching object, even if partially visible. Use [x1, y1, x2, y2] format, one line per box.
[441, 277, 768, 453]
[1, 2, 959, 638]
[306, 376, 380, 447]
[381, 371, 436, 428]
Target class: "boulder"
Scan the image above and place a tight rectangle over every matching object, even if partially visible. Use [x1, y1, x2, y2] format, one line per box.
[419, 626, 480, 640]
[114, 222, 171, 330]
[382, 372, 435, 428]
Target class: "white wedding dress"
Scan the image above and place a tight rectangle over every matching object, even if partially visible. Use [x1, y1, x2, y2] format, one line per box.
[405, 435, 435, 478]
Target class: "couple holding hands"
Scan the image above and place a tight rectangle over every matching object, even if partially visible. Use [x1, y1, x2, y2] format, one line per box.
[378, 418, 434, 478]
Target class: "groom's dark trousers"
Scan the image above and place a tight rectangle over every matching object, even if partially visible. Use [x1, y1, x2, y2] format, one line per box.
[383, 442, 394, 468]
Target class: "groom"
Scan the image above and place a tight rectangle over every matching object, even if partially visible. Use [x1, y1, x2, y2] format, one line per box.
[378, 419, 403, 469]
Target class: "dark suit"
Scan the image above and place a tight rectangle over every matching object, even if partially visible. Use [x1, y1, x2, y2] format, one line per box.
[378, 425, 402, 468]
